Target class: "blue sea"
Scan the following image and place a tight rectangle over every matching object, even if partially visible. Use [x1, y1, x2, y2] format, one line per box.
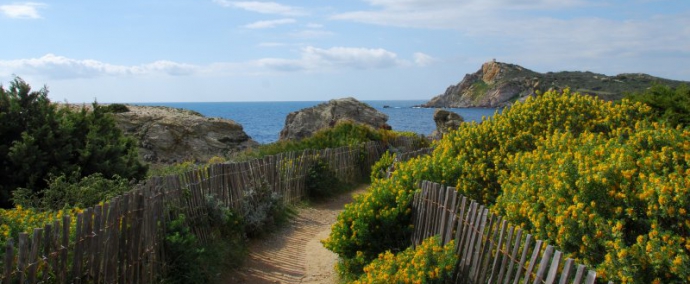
[133, 100, 499, 144]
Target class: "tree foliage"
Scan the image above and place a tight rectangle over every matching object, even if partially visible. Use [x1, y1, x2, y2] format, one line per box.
[626, 83, 690, 128]
[0, 77, 147, 208]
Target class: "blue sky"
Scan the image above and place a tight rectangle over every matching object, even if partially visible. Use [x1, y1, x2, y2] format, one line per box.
[1, 0, 688, 103]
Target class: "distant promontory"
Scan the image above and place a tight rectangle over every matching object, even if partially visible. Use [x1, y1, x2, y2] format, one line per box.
[423, 60, 688, 108]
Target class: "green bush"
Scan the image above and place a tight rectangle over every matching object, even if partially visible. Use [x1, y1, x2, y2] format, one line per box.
[12, 173, 132, 210]
[163, 214, 207, 284]
[324, 89, 656, 279]
[370, 151, 396, 181]
[103, 103, 130, 113]
[0, 77, 147, 208]
[494, 123, 690, 283]
[235, 121, 427, 161]
[625, 83, 690, 128]
[354, 236, 457, 284]
[240, 180, 285, 237]
[162, 195, 245, 284]
[305, 158, 341, 200]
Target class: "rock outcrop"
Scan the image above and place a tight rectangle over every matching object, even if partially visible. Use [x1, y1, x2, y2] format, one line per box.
[279, 97, 391, 141]
[432, 109, 464, 138]
[423, 60, 687, 108]
[113, 105, 257, 164]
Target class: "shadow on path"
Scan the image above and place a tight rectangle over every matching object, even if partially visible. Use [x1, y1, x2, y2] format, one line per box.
[223, 185, 368, 284]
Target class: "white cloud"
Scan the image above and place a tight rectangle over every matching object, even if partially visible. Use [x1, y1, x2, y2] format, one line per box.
[243, 18, 295, 29]
[331, 0, 593, 29]
[0, 54, 198, 79]
[360, 0, 589, 12]
[255, 46, 404, 71]
[331, 0, 690, 77]
[0, 2, 46, 19]
[413, 52, 435, 67]
[0, 47, 485, 81]
[213, 0, 306, 16]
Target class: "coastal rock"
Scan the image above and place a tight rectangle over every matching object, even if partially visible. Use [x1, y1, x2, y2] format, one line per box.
[279, 97, 391, 141]
[432, 109, 464, 137]
[113, 105, 258, 164]
[423, 60, 688, 108]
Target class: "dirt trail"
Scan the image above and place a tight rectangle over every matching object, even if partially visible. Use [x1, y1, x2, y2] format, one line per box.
[223, 185, 368, 284]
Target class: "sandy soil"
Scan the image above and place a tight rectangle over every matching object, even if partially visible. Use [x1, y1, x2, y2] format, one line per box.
[222, 185, 368, 284]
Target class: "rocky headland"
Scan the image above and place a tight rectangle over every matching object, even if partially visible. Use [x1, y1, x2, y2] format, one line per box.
[423, 60, 688, 108]
[112, 105, 257, 164]
[279, 97, 391, 141]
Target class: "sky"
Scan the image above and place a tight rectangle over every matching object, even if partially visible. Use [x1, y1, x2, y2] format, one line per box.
[0, 0, 689, 103]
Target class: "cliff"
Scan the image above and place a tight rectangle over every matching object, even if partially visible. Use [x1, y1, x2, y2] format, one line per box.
[113, 105, 257, 164]
[423, 60, 687, 108]
[279, 97, 391, 141]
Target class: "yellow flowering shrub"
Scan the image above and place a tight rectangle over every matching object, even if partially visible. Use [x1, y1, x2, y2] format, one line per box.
[355, 236, 457, 284]
[324, 172, 419, 277]
[325, 89, 653, 278]
[433, 89, 649, 205]
[0, 205, 81, 247]
[495, 122, 690, 283]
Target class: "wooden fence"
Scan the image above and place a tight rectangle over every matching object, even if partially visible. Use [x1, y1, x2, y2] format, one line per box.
[412, 181, 611, 284]
[0, 138, 420, 283]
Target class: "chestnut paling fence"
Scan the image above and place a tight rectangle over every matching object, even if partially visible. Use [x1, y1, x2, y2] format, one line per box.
[0, 138, 421, 283]
[412, 181, 611, 284]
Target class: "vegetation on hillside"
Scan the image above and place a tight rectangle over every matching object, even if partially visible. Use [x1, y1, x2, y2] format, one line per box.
[625, 83, 690, 128]
[234, 121, 427, 160]
[0, 77, 147, 208]
[325, 88, 689, 283]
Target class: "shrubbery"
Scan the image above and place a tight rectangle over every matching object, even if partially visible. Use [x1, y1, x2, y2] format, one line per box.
[12, 173, 132, 210]
[240, 180, 286, 237]
[305, 158, 342, 200]
[626, 83, 690, 128]
[495, 123, 690, 282]
[354, 236, 457, 284]
[235, 121, 427, 160]
[162, 195, 245, 284]
[369, 151, 396, 181]
[0, 206, 82, 246]
[0, 77, 146, 208]
[325, 89, 688, 283]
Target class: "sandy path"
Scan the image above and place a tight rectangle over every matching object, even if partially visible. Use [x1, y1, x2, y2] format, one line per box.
[223, 185, 368, 284]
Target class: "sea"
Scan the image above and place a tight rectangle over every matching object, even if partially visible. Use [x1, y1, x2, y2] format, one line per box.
[133, 100, 499, 144]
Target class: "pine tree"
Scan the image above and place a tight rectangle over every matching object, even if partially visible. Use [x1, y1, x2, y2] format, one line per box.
[0, 77, 147, 208]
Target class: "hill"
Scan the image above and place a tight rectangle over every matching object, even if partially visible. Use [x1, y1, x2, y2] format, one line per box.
[423, 60, 688, 108]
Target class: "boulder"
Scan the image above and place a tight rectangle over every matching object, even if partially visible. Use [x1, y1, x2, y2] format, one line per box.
[279, 97, 391, 141]
[113, 105, 258, 164]
[432, 109, 464, 138]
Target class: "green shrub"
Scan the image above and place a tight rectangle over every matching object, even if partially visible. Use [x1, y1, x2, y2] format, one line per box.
[147, 160, 200, 178]
[625, 83, 690, 128]
[12, 173, 133, 210]
[305, 158, 341, 200]
[370, 151, 396, 181]
[235, 121, 427, 161]
[324, 89, 654, 278]
[162, 195, 245, 284]
[163, 214, 206, 284]
[0, 77, 147, 208]
[103, 103, 130, 113]
[494, 122, 690, 283]
[240, 180, 284, 237]
[354, 236, 457, 284]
